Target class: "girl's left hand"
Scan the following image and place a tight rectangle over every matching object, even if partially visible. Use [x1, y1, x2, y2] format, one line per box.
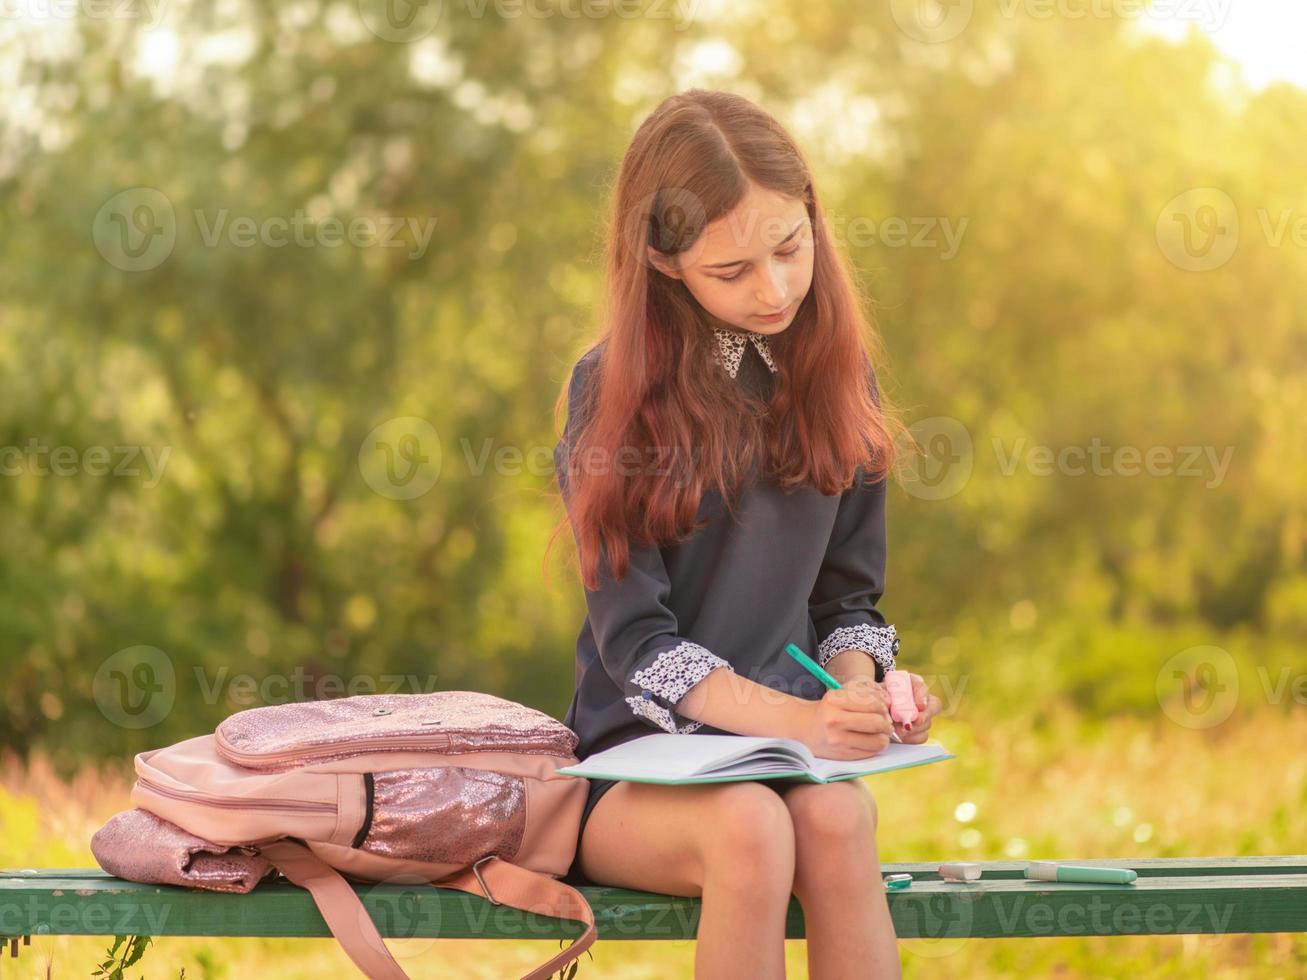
[891, 672, 942, 744]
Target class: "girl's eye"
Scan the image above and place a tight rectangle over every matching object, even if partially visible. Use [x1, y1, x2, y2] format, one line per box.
[718, 246, 802, 283]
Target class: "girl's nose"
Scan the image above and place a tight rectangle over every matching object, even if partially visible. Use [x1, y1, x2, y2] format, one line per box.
[755, 262, 787, 308]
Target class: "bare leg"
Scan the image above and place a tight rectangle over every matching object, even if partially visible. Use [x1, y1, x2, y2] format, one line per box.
[778, 780, 902, 979]
[578, 779, 797, 980]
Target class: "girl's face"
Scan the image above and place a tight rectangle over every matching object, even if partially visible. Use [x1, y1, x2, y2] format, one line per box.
[649, 183, 814, 337]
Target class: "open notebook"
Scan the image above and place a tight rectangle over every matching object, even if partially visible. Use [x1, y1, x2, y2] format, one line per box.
[556, 733, 954, 785]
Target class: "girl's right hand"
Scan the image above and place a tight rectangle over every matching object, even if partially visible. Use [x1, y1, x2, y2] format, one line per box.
[789, 678, 894, 760]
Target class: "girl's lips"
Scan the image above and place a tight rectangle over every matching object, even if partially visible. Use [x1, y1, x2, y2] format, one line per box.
[756, 301, 794, 322]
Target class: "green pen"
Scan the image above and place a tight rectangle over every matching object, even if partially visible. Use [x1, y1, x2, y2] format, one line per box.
[784, 643, 903, 743]
[1025, 862, 1138, 885]
[785, 643, 841, 689]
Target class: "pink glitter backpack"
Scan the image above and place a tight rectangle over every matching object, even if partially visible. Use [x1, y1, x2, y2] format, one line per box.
[91, 691, 596, 979]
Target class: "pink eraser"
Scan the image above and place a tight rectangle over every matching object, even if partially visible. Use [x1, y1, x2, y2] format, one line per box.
[884, 671, 918, 730]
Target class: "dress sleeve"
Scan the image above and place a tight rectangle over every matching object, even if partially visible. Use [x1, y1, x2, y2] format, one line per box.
[555, 353, 735, 734]
[807, 363, 900, 681]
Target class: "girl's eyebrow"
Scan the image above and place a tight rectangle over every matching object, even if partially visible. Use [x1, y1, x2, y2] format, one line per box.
[702, 219, 806, 270]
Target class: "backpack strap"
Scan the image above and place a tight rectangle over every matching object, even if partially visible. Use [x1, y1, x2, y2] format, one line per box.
[261, 840, 596, 980]
[435, 856, 597, 980]
[260, 839, 409, 980]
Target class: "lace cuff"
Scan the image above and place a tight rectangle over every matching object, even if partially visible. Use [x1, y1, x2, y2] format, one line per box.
[624, 641, 734, 734]
[816, 623, 900, 677]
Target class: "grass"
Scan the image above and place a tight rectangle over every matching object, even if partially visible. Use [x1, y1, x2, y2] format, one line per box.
[2, 704, 1305, 978]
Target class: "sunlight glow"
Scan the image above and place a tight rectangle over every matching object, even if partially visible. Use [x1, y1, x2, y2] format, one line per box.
[1137, 0, 1307, 91]
[134, 28, 180, 84]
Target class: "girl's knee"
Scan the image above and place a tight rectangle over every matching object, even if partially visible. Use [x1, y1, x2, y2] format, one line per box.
[698, 782, 795, 886]
[785, 781, 877, 845]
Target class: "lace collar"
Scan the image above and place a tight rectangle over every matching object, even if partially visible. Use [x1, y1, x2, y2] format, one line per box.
[711, 326, 778, 379]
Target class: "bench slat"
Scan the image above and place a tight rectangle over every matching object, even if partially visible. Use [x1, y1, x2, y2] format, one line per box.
[3, 861, 1305, 941]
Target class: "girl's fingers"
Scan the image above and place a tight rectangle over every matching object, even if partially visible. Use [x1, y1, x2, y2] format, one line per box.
[910, 673, 929, 710]
[835, 706, 894, 736]
[841, 677, 887, 703]
[920, 694, 942, 721]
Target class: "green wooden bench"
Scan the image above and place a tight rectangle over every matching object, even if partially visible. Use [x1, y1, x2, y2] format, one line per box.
[3, 856, 1304, 964]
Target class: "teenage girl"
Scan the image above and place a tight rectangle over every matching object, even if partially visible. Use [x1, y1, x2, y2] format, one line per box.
[548, 88, 943, 980]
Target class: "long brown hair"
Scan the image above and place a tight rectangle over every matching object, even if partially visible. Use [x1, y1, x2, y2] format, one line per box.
[549, 88, 904, 592]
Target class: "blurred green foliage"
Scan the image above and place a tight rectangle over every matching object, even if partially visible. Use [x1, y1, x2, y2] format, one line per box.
[1, 2, 1304, 765]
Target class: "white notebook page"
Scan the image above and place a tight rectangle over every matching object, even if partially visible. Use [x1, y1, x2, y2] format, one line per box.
[558, 733, 951, 781]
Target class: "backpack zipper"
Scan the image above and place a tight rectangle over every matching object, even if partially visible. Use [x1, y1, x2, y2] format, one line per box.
[350, 772, 375, 849]
[215, 732, 453, 769]
[136, 774, 337, 814]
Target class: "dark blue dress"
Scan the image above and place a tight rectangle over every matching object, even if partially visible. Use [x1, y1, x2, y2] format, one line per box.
[556, 328, 900, 885]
